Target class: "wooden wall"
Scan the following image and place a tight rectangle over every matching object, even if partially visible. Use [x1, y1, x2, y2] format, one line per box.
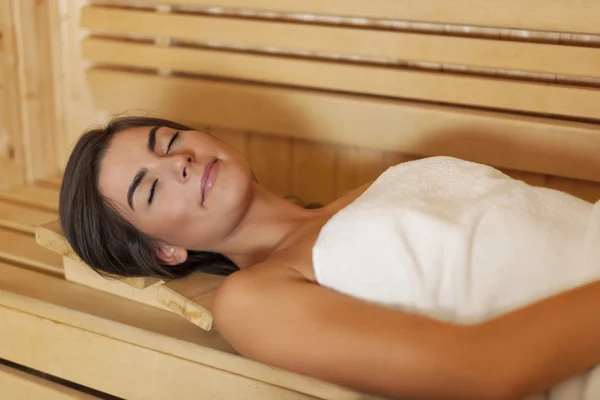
[2, 0, 600, 206]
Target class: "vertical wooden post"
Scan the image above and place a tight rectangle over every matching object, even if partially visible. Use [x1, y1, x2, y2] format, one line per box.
[0, 1, 26, 191]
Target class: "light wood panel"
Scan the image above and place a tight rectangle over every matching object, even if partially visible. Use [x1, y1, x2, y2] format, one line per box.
[249, 135, 293, 196]
[0, 262, 378, 400]
[0, 1, 26, 191]
[0, 184, 58, 211]
[11, 0, 61, 181]
[0, 199, 56, 234]
[102, 0, 600, 34]
[211, 127, 249, 158]
[81, 10, 600, 78]
[292, 141, 336, 204]
[86, 69, 600, 183]
[0, 228, 62, 275]
[0, 363, 101, 400]
[336, 147, 383, 196]
[82, 38, 600, 121]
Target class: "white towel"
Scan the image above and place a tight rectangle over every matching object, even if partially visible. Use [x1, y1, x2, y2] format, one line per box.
[312, 156, 600, 399]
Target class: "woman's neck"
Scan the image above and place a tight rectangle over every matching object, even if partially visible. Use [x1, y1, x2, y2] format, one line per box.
[217, 183, 329, 269]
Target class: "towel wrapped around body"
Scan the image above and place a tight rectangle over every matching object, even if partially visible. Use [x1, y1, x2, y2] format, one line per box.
[312, 156, 600, 399]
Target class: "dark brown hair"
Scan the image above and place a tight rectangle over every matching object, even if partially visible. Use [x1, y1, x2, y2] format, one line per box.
[59, 116, 239, 279]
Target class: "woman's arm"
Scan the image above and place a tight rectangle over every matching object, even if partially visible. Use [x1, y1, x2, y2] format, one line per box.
[213, 266, 600, 400]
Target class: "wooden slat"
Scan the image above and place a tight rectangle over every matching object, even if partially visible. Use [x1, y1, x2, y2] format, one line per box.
[0, 262, 376, 400]
[157, 271, 225, 331]
[81, 9, 600, 79]
[0, 184, 58, 211]
[0, 199, 56, 234]
[86, 69, 600, 183]
[133, 0, 600, 35]
[0, 1, 26, 191]
[11, 0, 61, 181]
[210, 127, 249, 158]
[0, 228, 62, 275]
[0, 363, 101, 400]
[381, 152, 420, 170]
[82, 38, 600, 121]
[335, 147, 383, 197]
[292, 141, 336, 205]
[248, 135, 293, 197]
[37, 173, 63, 190]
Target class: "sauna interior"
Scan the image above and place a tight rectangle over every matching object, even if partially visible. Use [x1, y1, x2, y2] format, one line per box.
[1, 0, 600, 398]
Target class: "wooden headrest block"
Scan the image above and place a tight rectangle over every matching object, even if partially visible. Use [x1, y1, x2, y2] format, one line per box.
[36, 220, 222, 331]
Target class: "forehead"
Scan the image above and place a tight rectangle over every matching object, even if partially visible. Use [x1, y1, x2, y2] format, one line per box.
[97, 126, 152, 212]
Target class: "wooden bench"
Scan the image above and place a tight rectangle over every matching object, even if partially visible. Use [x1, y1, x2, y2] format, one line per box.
[2, 0, 600, 398]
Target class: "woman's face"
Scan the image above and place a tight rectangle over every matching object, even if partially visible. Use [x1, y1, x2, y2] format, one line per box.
[98, 125, 253, 253]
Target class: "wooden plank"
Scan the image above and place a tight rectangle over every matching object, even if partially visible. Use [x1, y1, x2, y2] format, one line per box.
[11, 0, 61, 181]
[157, 272, 225, 331]
[545, 176, 600, 203]
[83, 38, 600, 121]
[86, 69, 600, 183]
[211, 127, 249, 158]
[0, 1, 26, 191]
[0, 227, 62, 275]
[335, 147, 383, 196]
[292, 141, 336, 205]
[0, 363, 101, 400]
[63, 256, 168, 311]
[0, 304, 317, 400]
[0, 184, 58, 211]
[111, 0, 600, 35]
[0, 262, 374, 400]
[248, 134, 293, 197]
[37, 173, 63, 190]
[0, 199, 56, 234]
[82, 11, 600, 78]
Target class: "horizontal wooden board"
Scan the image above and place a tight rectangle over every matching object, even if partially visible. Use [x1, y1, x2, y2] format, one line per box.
[0, 262, 378, 400]
[0, 199, 57, 234]
[0, 363, 100, 400]
[0, 303, 317, 400]
[118, 0, 600, 35]
[0, 228, 62, 275]
[86, 69, 600, 183]
[81, 8, 600, 78]
[0, 184, 58, 212]
[82, 38, 600, 121]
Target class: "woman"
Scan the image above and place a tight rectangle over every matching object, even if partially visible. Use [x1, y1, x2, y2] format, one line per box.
[60, 116, 600, 400]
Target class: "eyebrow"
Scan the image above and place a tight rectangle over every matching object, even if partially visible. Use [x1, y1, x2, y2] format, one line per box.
[147, 125, 160, 152]
[127, 126, 161, 210]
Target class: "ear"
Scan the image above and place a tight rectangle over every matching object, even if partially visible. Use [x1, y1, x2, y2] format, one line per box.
[156, 243, 188, 265]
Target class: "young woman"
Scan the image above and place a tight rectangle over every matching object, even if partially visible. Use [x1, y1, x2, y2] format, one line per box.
[60, 116, 600, 400]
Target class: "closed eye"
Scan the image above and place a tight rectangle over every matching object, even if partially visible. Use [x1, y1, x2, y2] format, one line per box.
[166, 131, 179, 154]
[148, 179, 158, 205]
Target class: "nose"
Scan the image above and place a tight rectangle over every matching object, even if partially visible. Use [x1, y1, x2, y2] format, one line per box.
[169, 153, 193, 183]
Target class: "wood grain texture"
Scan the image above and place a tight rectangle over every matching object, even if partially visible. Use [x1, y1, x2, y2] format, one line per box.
[86, 69, 600, 183]
[249, 134, 293, 197]
[292, 141, 336, 205]
[83, 37, 600, 121]
[335, 147, 383, 197]
[131, 0, 600, 35]
[0, 363, 101, 400]
[0, 227, 62, 275]
[0, 199, 56, 234]
[0, 262, 372, 400]
[0, 184, 58, 211]
[82, 14, 600, 78]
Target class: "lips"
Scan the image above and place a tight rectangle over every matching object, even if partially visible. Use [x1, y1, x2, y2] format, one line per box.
[200, 159, 219, 205]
